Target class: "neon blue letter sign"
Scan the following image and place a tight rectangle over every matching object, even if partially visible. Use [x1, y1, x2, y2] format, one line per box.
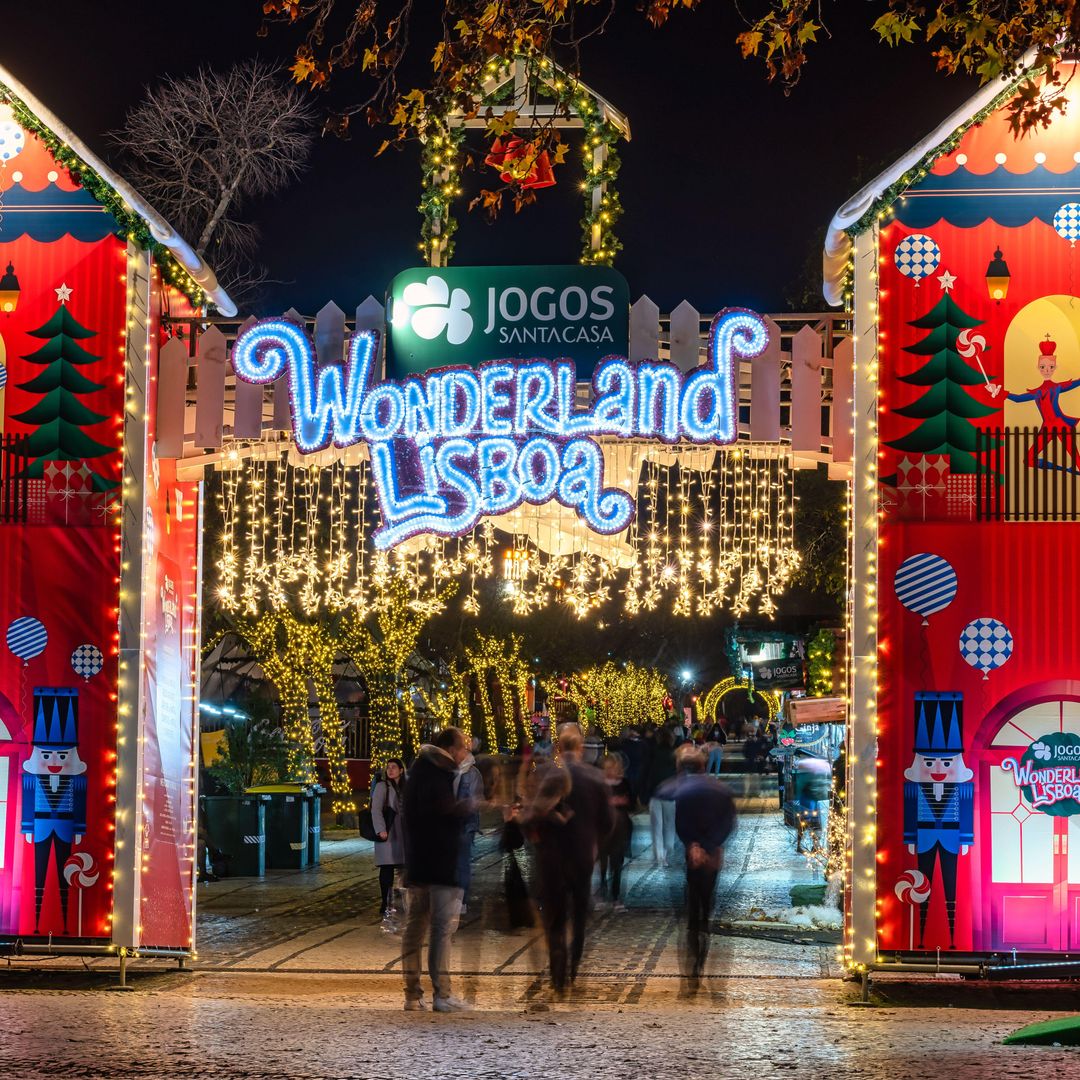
[232, 309, 768, 548]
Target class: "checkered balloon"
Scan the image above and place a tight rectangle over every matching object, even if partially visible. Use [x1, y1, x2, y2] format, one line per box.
[894, 234, 941, 282]
[959, 618, 1013, 680]
[71, 643, 103, 681]
[1054, 203, 1080, 246]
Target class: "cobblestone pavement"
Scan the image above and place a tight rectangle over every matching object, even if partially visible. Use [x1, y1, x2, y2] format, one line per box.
[4, 795, 1079, 1079]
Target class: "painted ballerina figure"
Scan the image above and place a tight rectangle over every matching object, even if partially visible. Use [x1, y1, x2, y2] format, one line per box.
[988, 336, 1080, 471]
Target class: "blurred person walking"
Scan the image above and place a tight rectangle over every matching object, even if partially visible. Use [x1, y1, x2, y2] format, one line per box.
[645, 728, 677, 867]
[598, 754, 633, 911]
[674, 746, 737, 990]
[401, 727, 472, 1013]
[372, 757, 406, 932]
[454, 742, 484, 915]
[522, 725, 613, 994]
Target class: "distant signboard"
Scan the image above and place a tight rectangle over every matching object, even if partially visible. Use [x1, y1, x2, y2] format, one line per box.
[752, 658, 804, 690]
[788, 696, 846, 725]
[386, 265, 629, 377]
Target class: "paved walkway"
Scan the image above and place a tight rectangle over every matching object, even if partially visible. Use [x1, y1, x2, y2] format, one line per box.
[192, 792, 831, 987]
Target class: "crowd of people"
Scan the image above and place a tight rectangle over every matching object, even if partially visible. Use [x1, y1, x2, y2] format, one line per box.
[371, 714, 747, 1011]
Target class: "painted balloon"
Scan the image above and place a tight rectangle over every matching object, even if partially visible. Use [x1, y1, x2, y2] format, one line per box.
[6, 616, 47, 663]
[71, 643, 103, 681]
[960, 617, 1013, 680]
[1054, 202, 1080, 247]
[894, 234, 941, 282]
[894, 553, 957, 625]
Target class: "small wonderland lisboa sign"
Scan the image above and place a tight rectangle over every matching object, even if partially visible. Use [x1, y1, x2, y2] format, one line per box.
[1002, 732, 1080, 816]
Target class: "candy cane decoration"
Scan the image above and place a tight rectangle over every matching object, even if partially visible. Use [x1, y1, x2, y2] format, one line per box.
[894, 869, 932, 950]
[63, 851, 99, 938]
[957, 329, 991, 387]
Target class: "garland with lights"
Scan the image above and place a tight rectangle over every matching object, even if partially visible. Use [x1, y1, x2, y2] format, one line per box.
[417, 59, 625, 266]
[0, 86, 210, 309]
[418, 121, 466, 265]
[806, 628, 836, 697]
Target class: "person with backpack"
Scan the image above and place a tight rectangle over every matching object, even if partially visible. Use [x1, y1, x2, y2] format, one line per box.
[372, 757, 406, 932]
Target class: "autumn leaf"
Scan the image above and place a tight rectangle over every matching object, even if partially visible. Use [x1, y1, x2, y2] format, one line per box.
[289, 55, 316, 83]
[872, 12, 919, 47]
[552, 142, 569, 165]
[487, 109, 519, 137]
[797, 21, 820, 45]
[375, 139, 392, 156]
[362, 47, 379, 72]
[737, 30, 764, 58]
[431, 41, 446, 68]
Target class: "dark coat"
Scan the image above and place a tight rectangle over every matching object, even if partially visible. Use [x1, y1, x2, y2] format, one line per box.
[675, 774, 737, 854]
[527, 759, 615, 870]
[402, 744, 465, 887]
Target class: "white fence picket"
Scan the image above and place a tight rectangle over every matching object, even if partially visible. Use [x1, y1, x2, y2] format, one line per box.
[629, 296, 660, 363]
[355, 296, 386, 380]
[232, 316, 263, 439]
[831, 335, 854, 468]
[749, 317, 782, 443]
[272, 309, 304, 431]
[791, 324, 823, 465]
[669, 299, 701, 372]
[156, 336, 188, 458]
[194, 326, 227, 448]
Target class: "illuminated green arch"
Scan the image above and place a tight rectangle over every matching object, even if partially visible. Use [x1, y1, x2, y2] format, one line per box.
[702, 677, 783, 725]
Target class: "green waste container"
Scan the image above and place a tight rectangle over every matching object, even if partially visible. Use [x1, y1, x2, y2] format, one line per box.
[201, 794, 268, 878]
[248, 785, 310, 870]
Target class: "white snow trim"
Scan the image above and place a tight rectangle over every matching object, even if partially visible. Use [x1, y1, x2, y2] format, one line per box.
[821, 60, 1039, 307]
[0, 63, 237, 316]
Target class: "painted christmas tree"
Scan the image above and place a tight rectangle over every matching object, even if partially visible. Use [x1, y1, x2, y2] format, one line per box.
[886, 287, 996, 475]
[12, 296, 116, 491]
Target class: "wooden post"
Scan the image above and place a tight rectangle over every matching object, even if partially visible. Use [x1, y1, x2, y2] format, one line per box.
[668, 300, 701, 372]
[194, 326, 227, 449]
[156, 337, 189, 459]
[791, 324, 823, 468]
[629, 295, 660, 363]
[749, 317, 782, 443]
[231, 316, 262, 440]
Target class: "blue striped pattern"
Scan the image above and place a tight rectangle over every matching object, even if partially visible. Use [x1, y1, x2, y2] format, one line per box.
[894, 553, 957, 619]
[0, 362, 8, 390]
[6, 616, 47, 661]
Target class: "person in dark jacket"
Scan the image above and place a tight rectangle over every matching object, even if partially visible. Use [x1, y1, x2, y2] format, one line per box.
[401, 726, 471, 1013]
[646, 728, 678, 866]
[522, 724, 614, 993]
[598, 753, 633, 910]
[674, 746, 737, 990]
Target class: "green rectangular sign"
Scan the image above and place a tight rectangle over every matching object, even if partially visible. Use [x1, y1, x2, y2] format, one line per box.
[386, 265, 629, 378]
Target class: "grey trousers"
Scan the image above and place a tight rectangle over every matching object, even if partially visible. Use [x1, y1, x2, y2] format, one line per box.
[402, 883, 463, 1000]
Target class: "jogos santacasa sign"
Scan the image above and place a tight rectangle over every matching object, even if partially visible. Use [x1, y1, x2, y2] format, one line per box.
[233, 280, 768, 550]
[386, 266, 629, 378]
[1003, 732, 1080, 816]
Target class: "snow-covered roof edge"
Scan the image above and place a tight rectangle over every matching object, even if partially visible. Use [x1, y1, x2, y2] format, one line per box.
[0, 63, 237, 317]
[821, 57, 1039, 307]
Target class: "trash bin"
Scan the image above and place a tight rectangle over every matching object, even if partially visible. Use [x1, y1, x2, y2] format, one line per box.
[305, 788, 323, 867]
[201, 794, 268, 878]
[247, 785, 310, 870]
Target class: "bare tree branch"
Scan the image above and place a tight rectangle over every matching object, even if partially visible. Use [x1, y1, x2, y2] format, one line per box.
[112, 59, 317, 305]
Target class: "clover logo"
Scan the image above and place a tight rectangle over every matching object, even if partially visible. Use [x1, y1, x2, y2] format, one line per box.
[395, 275, 473, 345]
[1032, 741, 1052, 761]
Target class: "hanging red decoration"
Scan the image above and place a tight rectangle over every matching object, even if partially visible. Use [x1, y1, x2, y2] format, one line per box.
[489, 136, 557, 190]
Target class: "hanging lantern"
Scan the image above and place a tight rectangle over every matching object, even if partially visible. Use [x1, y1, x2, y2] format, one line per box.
[0, 261, 19, 314]
[985, 246, 1011, 303]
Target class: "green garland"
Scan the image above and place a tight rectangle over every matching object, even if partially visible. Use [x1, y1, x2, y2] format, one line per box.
[0, 84, 208, 309]
[418, 122, 466, 265]
[837, 67, 1048, 309]
[419, 58, 626, 267]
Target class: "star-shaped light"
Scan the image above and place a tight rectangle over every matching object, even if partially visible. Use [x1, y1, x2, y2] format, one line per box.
[54, 283, 73, 304]
[937, 270, 957, 292]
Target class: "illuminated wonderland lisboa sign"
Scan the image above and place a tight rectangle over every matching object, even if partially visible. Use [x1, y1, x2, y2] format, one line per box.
[232, 309, 769, 549]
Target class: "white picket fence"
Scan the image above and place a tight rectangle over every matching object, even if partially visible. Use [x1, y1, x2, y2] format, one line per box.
[161, 297, 853, 481]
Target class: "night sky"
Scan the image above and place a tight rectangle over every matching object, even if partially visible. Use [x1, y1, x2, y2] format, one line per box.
[1, 2, 980, 316]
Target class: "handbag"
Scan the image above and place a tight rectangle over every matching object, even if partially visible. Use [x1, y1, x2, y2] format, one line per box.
[360, 782, 396, 842]
[358, 808, 377, 841]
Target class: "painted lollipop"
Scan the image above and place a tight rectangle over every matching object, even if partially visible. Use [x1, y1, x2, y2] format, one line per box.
[894, 553, 957, 626]
[7, 616, 47, 665]
[1054, 203, 1080, 247]
[960, 617, 1013, 680]
[63, 852, 99, 938]
[71, 643, 103, 681]
[894, 234, 941, 284]
[894, 869, 932, 950]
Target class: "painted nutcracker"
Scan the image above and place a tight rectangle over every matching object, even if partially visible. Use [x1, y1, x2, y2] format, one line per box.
[21, 688, 87, 934]
[903, 691, 974, 949]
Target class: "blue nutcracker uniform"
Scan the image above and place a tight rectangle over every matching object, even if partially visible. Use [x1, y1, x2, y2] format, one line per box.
[903, 692, 974, 950]
[20, 689, 87, 934]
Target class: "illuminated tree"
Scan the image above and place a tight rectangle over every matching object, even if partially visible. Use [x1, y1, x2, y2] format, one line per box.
[554, 660, 668, 738]
[807, 629, 837, 698]
[465, 632, 531, 751]
[340, 578, 458, 767]
[225, 611, 355, 811]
